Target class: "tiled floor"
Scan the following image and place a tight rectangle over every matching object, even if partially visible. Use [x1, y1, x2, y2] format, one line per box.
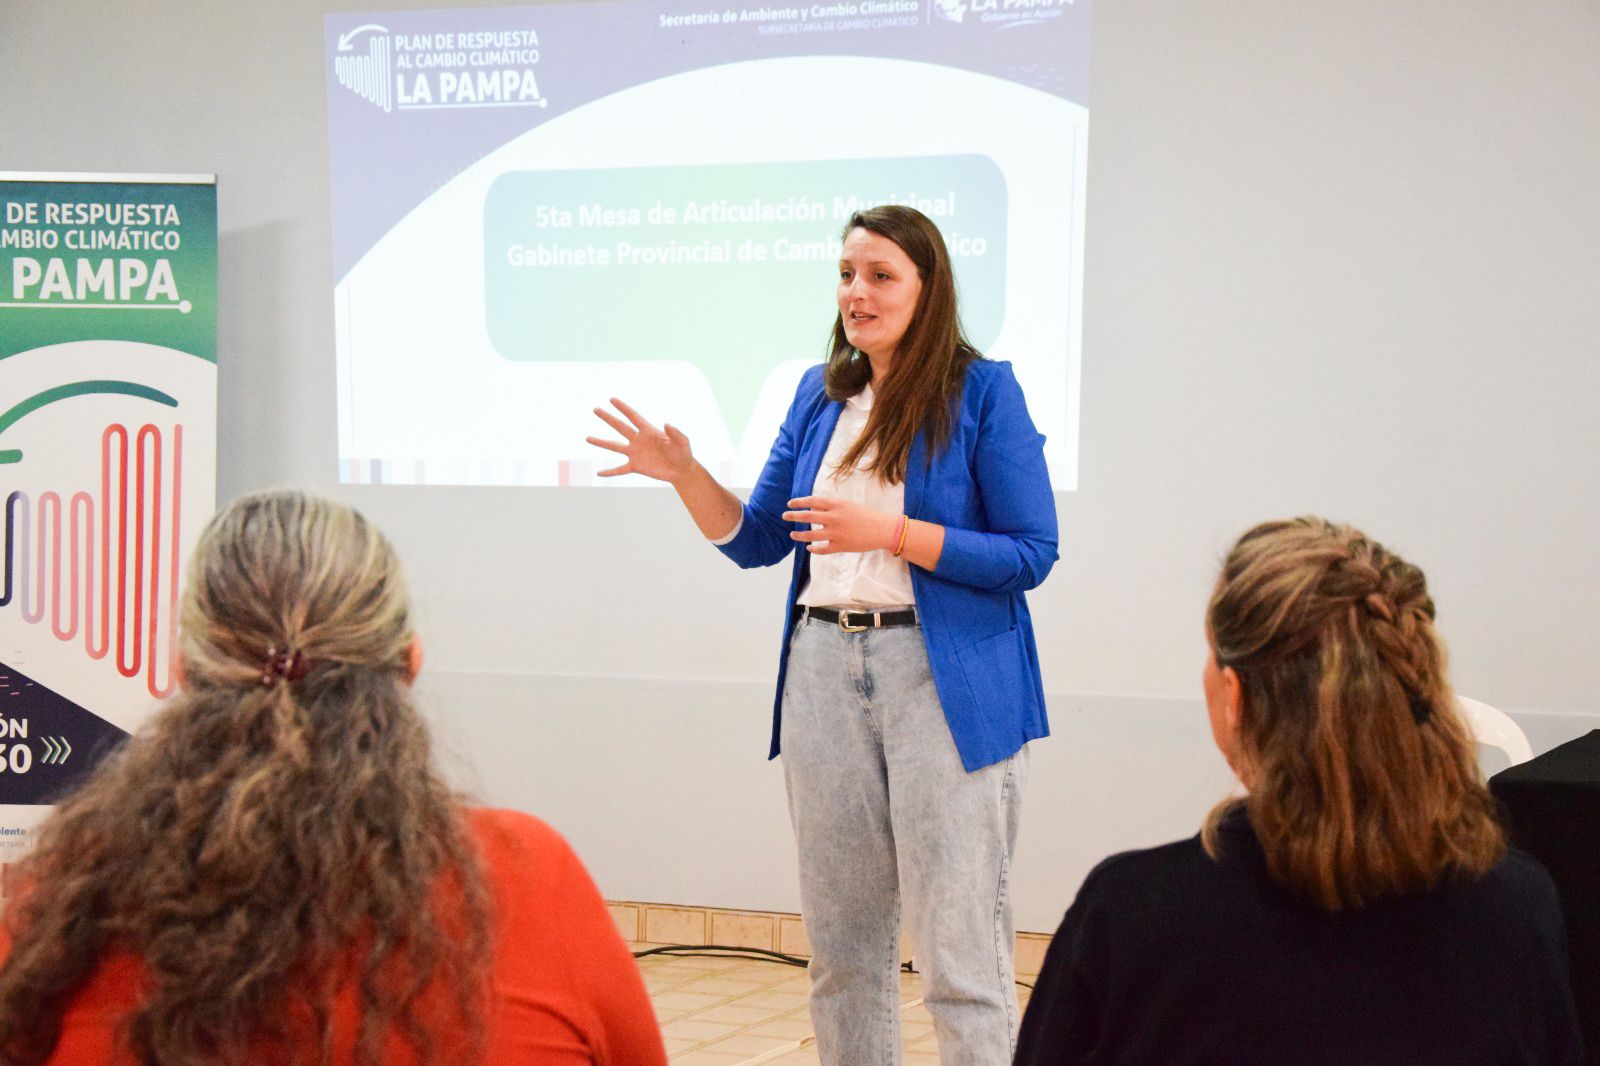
[636, 944, 1033, 1064]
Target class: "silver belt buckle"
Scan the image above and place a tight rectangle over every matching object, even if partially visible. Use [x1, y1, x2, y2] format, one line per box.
[838, 610, 868, 633]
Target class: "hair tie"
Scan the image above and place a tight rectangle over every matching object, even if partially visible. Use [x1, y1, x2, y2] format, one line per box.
[1361, 593, 1394, 621]
[261, 646, 311, 687]
[1408, 694, 1433, 725]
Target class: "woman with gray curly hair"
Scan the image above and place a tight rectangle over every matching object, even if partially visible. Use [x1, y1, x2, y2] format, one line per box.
[0, 490, 664, 1065]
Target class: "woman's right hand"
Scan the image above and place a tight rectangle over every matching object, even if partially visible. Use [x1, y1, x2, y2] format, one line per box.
[587, 398, 694, 484]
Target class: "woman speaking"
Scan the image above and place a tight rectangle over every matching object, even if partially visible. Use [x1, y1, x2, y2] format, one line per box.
[589, 205, 1057, 1063]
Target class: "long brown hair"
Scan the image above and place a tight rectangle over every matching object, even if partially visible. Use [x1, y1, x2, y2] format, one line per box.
[1202, 516, 1504, 912]
[0, 490, 491, 1065]
[826, 204, 981, 484]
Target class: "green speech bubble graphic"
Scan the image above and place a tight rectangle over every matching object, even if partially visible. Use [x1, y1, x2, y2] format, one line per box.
[484, 156, 1006, 437]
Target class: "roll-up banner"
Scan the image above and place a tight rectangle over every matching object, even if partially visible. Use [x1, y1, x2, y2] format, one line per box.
[0, 172, 217, 897]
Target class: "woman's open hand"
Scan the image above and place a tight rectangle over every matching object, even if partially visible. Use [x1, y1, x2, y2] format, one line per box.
[587, 398, 693, 484]
[783, 497, 899, 555]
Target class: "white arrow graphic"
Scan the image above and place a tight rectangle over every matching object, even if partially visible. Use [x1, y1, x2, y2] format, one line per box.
[38, 736, 71, 764]
[40, 737, 58, 764]
[56, 736, 71, 764]
[337, 24, 388, 51]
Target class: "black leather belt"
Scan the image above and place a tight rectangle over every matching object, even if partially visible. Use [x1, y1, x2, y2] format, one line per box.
[798, 605, 919, 632]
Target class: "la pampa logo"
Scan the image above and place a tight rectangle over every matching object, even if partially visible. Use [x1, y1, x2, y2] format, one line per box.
[333, 23, 548, 113]
[333, 25, 395, 111]
[937, 0, 1076, 26]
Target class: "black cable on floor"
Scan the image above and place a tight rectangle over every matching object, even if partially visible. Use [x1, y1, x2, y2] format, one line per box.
[633, 943, 809, 968]
[633, 943, 1035, 988]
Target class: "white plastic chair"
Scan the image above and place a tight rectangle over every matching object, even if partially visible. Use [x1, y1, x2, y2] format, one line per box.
[1455, 695, 1533, 767]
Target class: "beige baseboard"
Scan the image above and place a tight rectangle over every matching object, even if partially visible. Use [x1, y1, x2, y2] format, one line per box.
[607, 900, 1053, 978]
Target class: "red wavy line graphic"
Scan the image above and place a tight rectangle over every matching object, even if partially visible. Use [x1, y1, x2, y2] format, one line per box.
[2, 423, 184, 699]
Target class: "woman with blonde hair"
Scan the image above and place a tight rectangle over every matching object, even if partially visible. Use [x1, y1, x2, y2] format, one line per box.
[1015, 517, 1582, 1064]
[0, 490, 665, 1065]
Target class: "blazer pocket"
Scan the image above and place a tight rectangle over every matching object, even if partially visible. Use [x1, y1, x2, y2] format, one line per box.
[954, 627, 1029, 712]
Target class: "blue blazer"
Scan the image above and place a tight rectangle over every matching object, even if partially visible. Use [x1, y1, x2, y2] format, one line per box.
[718, 359, 1057, 772]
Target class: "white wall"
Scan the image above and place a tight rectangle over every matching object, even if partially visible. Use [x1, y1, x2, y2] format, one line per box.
[4, 1, 1597, 932]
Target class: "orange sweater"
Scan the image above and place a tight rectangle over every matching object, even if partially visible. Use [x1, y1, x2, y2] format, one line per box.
[1, 808, 666, 1065]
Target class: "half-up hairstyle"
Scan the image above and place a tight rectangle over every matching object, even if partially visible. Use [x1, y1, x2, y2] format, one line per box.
[825, 204, 982, 484]
[0, 490, 491, 1065]
[1202, 516, 1504, 912]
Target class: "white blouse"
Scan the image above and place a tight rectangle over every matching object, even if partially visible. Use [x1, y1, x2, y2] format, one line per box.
[709, 384, 916, 608]
[794, 385, 915, 609]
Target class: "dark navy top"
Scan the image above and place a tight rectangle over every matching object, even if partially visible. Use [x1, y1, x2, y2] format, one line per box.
[1016, 809, 1584, 1065]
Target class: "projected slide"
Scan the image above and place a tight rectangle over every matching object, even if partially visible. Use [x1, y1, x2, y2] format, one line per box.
[325, 1, 1089, 488]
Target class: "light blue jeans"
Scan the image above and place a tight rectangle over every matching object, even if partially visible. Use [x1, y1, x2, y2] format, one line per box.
[781, 615, 1027, 1065]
